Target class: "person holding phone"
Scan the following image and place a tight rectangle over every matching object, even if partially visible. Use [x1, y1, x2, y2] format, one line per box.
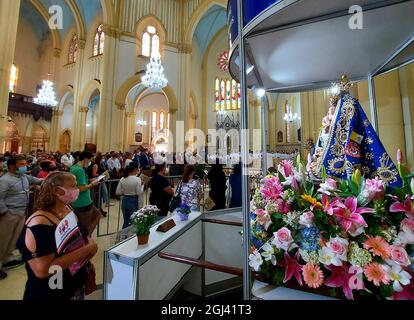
[17, 172, 98, 300]
[70, 151, 101, 235]
[116, 162, 144, 229]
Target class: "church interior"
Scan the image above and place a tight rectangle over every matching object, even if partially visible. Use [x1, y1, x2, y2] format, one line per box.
[1, 0, 414, 302]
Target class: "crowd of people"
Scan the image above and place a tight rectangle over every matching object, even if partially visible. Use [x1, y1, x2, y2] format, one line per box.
[0, 146, 244, 300]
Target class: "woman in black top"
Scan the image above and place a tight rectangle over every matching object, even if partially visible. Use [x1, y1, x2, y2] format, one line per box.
[207, 162, 227, 210]
[149, 162, 174, 216]
[17, 172, 98, 300]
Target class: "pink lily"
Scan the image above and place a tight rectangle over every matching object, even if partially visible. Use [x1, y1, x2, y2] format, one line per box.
[325, 265, 361, 300]
[390, 196, 414, 219]
[322, 194, 336, 216]
[282, 252, 303, 286]
[279, 160, 294, 177]
[261, 176, 284, 200]
[332, 197, 373, 232]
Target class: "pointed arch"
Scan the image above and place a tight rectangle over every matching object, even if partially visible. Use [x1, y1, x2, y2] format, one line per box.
[115, 74, 178, 114]
[135, 15, 167, 57]
[185, 0, 227, 45]
[29, 0, 61, 50]
[100, 0, 115, 25]
[65, 0, 86, 40]
[81, 80, 102, 107]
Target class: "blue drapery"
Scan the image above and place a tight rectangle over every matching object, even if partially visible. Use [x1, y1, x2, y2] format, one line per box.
[321, 94, 402, 188]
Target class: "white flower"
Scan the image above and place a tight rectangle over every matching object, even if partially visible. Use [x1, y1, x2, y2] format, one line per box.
[385, 264, 412, 292]
[299, 211, 314, 228]
[318, 246, 343, 266]
[249, 251, 263, 272]
[261, 243, 277, 266]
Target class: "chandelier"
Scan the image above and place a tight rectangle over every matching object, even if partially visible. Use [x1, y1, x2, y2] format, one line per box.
[136, 120, 148, 126]
[284, 112, 300, 123]
[34, 80, 58, 107]
[142, 53, 168, 89]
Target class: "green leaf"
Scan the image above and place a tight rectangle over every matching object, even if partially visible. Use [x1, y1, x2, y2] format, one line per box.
[321, 165, 327, 181]
[379, 284, 393, 298]
[348, 180, 360, 197]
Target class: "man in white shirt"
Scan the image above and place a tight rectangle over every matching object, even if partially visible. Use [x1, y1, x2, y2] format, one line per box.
[107, 153, 122, 175]
[61, 152, 75, 168]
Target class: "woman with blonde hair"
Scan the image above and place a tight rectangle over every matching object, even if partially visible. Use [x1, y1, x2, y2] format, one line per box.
[17, 172, 98, 300]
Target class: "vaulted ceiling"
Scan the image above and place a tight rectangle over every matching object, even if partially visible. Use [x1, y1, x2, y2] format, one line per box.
[20, 0, 103, 43]
[194, 4, 227, 56]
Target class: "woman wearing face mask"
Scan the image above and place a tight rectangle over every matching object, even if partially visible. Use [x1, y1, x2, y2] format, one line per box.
[17, 172, 98, 300]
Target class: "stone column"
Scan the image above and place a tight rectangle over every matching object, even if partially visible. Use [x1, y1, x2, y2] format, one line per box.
[0, 0, 21, 152]
[49, 110, 64, 151]
[71, 39, 86, 151]
[97, 25, 121, 152]
[115, 103, 126, 151]
[79, 107, 89, 149]
[177, 45, 192, 136]
[125, 112, 136, 149]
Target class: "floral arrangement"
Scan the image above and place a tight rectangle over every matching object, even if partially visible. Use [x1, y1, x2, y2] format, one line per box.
[176, 203, 191, 221]
[249, 153, 414, 300]
[131, 205, 159, 236]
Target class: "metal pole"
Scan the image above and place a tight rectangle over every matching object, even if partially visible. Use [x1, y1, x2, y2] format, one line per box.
[368, 75, 379, 134]
[237, 0, 252, 301]
[261, 95, 268, 176]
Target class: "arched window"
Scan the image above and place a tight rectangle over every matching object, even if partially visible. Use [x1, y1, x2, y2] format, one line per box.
[68, 34, 78, 64]
[214, 78, 241, 112]
[9, 64, 18, 93]
[142, 26, 160, 57]
[215, 78, 220, 111]
[93, 24, 105, 56]
[159, 112, 165, 130]
[151, 111, 157, 140]
[167, 113, 170, 129]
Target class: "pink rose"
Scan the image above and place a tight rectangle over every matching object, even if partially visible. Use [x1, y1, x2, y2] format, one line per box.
[272, 227, 297, 252]
[364, 177, 385, 202]
[299, 211, 314, 228]
[327, 236, 349, 259]
[389, 246, 411, 267]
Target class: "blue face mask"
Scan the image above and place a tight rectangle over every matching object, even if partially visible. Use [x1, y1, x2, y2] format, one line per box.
[17, 166, 28, 175]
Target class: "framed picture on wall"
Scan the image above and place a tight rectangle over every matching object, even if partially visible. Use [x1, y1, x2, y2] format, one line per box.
[135, 132, 143, 143]
[277, 131, 284, 143]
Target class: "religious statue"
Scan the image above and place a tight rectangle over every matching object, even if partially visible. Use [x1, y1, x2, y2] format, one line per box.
[307, 75, 401, 187]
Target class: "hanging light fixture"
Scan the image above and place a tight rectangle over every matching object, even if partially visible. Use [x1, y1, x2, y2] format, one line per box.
[142, 53, 168, 89]
[34, 78, 58, 107]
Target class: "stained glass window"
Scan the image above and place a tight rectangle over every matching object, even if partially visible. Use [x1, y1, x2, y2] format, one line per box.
[152, 34, 160, 57]
[9, 64, 18, 93]
[226, 80, 231, 110]
[159, 112, 165, 130]
[215, 78, 220, 111]
[142, 26, 160, 57]
[69, 34, 78, 64]
[214, 78, 241, 112]
[93, 24, 105, 56]
[142, 32, 150, 57]
[152, 112, 157, 140]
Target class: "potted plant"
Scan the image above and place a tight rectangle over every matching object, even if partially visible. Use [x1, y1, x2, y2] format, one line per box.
[131, 205, 159, 245]
[176, 203, 191, 221]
